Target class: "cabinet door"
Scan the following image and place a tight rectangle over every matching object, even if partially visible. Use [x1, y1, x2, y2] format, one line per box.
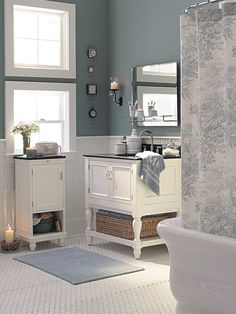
[32, 163, 63, 212]
[109, 163, 134, 204]
[141, 159, 181, 205]
[88, 161, 109, 200]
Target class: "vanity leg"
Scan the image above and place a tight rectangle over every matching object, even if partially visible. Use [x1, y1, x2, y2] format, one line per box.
[85, 207, 93, 245]
[29, 242, 36, 251]
[58, 238, 65, 247]
[132, 216, 142, 259]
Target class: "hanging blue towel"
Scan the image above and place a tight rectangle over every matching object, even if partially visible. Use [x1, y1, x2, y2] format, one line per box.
[136, 151, 165, 195]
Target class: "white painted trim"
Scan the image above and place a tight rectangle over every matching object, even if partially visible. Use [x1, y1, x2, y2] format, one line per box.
[76, 136, 181, 139]
[76, 136, 110, 139]
[4, 0, 76, 78]
[5, 81, 76, 154]
[107, 135, 181, 139]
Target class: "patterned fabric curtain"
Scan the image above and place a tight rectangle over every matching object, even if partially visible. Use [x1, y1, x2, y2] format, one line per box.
[181, 2, 236, 237]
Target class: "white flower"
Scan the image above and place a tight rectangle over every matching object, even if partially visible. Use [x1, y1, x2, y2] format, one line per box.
[11, 122, 40, 136]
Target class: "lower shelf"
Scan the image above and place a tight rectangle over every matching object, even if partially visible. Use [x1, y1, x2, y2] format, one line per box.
[16, 231, 67, 244]
[32, 231, 67, 241]
[90, 230, 165, 248]
[16, 231, 67, 251]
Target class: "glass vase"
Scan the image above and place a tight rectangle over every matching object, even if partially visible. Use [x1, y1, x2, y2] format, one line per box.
[22, 135, 30, 155]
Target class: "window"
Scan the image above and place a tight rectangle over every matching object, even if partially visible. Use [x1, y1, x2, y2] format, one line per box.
[5, 0, 76, 78]
[5, 82, 76, 154]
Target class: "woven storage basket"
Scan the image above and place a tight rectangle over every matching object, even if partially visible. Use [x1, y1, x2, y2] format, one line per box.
[33, 217, 54, 234]
[96, 210, 176, 240]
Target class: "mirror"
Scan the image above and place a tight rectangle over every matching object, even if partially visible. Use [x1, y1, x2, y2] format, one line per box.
[131, 61, 178, 127]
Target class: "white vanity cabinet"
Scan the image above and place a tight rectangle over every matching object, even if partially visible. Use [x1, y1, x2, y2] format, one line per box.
[88, 160, 135, 206]
[84, 155, 181, 258]
[15, 156, 67, 251]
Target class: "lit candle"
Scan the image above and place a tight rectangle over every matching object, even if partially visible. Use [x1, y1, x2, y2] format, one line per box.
[110, 80, 119, 90]
[5, 224, 14, 244]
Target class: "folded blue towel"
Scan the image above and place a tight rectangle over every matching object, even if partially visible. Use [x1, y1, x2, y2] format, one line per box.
[136, 151, 165, 195]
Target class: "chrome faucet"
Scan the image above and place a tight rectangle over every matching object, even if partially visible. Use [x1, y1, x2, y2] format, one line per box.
[139, 129, 154, 151]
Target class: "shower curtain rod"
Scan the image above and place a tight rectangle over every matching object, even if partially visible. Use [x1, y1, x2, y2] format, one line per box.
[184, 0, 223, 15]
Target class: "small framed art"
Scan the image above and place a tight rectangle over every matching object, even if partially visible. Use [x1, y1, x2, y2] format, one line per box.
[87, 48, 97, 58]
[88, 108, 97, 118]
[86, 84, 97, 95]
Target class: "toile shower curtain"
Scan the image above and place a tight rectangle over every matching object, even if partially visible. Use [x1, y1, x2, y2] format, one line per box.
[181, 2, 236, 237]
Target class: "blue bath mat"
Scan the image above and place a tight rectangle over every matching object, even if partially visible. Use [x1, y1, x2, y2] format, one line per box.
[14, 247, 144, 285]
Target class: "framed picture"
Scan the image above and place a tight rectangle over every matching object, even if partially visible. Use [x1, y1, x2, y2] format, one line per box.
[86, 84, 97, 95]
[87, 48, 97, 58]
[88, 108, 97, 119]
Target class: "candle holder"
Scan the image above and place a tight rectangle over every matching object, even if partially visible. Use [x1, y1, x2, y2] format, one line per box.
[1, 239, 20, 252]
[110, 77, 123, 106]
[3, 191, 17, 249]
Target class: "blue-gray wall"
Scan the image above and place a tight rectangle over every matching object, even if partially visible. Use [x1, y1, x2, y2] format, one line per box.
[108, 0, 190, 136]
[0, 0, 109, 138]
[0, 0, 4, 139]
[0, 0, 191, 138]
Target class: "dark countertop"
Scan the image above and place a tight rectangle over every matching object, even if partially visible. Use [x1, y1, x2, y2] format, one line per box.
[83, 153, 180, 160]
[14, 155, 66, 160]
[83, 153, 142, 160]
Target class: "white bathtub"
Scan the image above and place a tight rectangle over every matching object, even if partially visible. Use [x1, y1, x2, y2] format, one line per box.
[157, 217, 236, 314]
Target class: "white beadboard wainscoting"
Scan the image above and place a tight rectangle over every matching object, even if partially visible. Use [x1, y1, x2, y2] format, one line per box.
[0, 136, 180, 241]
[0, 140, 15, 241]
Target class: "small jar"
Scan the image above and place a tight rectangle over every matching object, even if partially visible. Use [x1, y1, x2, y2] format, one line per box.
[26, 147, 37, 158]
[115, 143, 126, 155]
[135, 108, 144, 119]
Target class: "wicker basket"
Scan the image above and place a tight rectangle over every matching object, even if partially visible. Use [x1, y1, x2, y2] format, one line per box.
[96, 210, 176, 240]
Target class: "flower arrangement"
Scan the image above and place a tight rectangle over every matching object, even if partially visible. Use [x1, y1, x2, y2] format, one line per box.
[11, 122, 40, 155]
[12, 122, 40, 136]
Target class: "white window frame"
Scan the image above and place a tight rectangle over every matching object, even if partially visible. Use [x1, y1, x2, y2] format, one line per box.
[5, 81, 76, 154]
[4, 0, 76, 78]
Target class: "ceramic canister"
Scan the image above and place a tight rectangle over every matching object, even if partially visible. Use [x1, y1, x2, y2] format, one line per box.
[126, 129, 141, 154]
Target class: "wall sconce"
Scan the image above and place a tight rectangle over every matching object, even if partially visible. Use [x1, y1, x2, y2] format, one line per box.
[110, 77, 123, 106]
